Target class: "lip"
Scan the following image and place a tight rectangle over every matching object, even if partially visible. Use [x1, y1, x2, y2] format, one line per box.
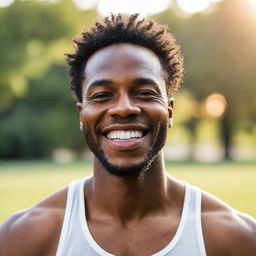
[101, 124, 149, 135]
[102, 134, 148, 151]
[100, 124, 150, 151]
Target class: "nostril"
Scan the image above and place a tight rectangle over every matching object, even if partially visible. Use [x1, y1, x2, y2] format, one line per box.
[108, 101, 141, 117]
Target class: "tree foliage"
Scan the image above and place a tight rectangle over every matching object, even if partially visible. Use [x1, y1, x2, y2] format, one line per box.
[0, 0, 96, 158]
[152, 0, 256, 159]
[0, 0, 255, 159]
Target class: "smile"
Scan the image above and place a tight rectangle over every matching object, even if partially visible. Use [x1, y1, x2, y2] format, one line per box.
[106, 130, 144, 140]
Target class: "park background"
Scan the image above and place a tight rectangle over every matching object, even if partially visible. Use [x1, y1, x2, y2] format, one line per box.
[0, 0, 255, 222]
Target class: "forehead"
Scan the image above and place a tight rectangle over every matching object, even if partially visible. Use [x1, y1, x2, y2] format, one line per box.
[84, 43, 165, 84]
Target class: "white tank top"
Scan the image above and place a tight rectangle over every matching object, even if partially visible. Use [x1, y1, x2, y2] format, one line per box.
[56, 178, 207, 256]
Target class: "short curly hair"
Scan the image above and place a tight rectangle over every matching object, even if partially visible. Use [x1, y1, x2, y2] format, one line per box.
[66, 13, 184, 102]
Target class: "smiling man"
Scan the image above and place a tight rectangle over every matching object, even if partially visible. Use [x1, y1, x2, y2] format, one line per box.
[78, 43, 172, 178]
[0, 14, 256, 256]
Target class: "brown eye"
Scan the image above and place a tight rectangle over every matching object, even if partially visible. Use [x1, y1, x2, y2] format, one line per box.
[88, 92, 112, 102]
[135, 90, 157, 97]
[93, 93, 110, 98]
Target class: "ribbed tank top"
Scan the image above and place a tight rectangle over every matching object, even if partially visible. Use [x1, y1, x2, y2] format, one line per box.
[56, 178, 207, 256]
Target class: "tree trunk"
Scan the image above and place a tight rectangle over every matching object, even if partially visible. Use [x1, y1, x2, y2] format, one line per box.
[220, 113, 232, 160]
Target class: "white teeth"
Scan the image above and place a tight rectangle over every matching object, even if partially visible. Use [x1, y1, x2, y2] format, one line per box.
[107, 130, 143, 140]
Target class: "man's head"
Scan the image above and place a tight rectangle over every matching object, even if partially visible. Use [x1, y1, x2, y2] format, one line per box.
[66, 14, 184, 177]
[66, 13, 184, 102]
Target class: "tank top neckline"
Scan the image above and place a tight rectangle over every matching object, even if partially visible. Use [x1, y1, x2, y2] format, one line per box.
[78, 178, 192, 256]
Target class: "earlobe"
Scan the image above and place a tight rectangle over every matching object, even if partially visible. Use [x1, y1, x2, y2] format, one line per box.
[80, 122, 83, 131]
[168, 97, 174, 127]
[168, 118, 173, 128]
[76, 102, 83, 113]
[168, 97, 174, 118]
[76, 102, 83, 131]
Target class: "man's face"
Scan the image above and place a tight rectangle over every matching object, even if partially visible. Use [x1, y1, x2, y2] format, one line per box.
[78, 43, 173, 177]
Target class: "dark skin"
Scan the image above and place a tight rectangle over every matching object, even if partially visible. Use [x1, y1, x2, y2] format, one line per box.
[0, 44, 255, 256]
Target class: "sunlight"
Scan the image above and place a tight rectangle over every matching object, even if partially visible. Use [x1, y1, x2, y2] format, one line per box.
[177, 0, 210, 13]
[97, 0, 170, 17]
[0, 0, 14, 8]
[73, 0, 99, 10]
[72, 0, 224, 16]
[247, 0, 256, 12]
[177, 0, 224, 14]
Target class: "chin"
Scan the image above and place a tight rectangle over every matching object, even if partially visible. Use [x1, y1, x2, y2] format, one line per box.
[98, 151, 158, 178]
[83, 125, 166, 177]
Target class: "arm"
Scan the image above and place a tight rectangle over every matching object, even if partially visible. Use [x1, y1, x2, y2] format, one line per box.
[229, 211, 256, 256]
[0, 188, 67, 256]
[0, 206, 62, 256]
[202, 191, 256, 256]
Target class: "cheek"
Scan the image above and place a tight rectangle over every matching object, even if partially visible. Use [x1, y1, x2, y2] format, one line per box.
[80, 108, 93, 125]
[145, 102, 169, 122]
[80, 104, 107, 128]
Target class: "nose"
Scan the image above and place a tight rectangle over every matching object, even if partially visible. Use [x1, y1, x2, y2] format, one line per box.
[108, 94, 141, 117]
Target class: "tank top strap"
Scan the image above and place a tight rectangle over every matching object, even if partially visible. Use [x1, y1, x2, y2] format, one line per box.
[56, 178, 86, 256]
[183, 182, 207, 256]
[56, 179, 207, 256]
[151, 181, 192, 256]
[194, 185, 207, 256]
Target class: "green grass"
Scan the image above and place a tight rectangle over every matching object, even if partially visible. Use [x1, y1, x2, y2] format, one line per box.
[0, 160, 255, 223]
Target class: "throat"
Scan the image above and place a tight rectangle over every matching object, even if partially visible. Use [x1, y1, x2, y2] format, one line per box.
[89, 164, 171, 221]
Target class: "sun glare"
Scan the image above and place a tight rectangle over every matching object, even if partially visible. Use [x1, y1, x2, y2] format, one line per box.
[247, 0, 256, 12]
[71, 0, 224, 16]
[73, 0, 99, 10]
[0, 0, 14, 8]
[97, 0, 170, 17]
[177, 0, 211, 13]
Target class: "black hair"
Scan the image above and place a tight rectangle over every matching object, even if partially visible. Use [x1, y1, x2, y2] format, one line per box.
[66, 13, 184, 102]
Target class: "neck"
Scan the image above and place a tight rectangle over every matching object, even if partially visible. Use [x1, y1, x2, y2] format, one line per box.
[86, 152, 173, 223]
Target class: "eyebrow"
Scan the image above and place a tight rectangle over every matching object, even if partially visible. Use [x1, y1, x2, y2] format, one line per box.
[87, 79, 111, 89]
[87, 77, 160, 90]
[133, 78, 159, 88]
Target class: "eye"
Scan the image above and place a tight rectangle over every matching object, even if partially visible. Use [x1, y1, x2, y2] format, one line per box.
[135, 90, 158, 97]
[87, 92, 112, 102]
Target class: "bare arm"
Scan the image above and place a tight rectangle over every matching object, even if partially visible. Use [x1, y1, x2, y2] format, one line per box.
[0, 189, 67, 256]
[202, 191, 256, 256]
[230, 211, 256, 256]
[0, 206, 62, 256]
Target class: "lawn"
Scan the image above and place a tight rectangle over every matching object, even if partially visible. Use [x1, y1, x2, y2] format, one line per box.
[0, 160, 255, 223]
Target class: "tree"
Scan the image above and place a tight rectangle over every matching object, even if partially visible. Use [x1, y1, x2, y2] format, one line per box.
[152, 0, 256, 159]
[0, 0, 97, 158]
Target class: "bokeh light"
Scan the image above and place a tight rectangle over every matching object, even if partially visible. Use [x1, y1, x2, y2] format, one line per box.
[72, 0, 227, 15]
[0, 0, 14, 8]
[205, 93, 227, 118]
[247, 0, 256, 12]
[177, 0, 211, 13]
[73, 0, 99, 10]
[97, 0, 170, 16]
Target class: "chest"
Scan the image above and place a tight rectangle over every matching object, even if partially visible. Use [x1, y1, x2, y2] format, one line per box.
[87, 215, 180, 256]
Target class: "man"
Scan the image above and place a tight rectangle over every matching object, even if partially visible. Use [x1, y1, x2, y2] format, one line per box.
[0, 14, 255, 256]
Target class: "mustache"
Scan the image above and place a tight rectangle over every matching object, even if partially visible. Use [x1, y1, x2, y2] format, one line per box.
[95, 117, 148, 135]
[106, 116, 145, 125]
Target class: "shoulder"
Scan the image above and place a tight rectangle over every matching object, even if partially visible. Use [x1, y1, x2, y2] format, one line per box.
[0, 187, 68, 256]
[201, 190, 256, 256]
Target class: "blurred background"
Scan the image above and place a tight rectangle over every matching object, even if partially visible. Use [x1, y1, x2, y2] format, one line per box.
[0, 0, 255, 221]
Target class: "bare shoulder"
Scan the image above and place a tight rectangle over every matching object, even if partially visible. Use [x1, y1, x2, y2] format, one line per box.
[0, 187, 68, 256]
[201, 190, 256, 256]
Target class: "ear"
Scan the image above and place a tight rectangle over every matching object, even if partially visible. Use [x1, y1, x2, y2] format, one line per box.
[76, 102, 83, 131]
[76, 102, 83, 113]
[168, 97, 174, 118]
